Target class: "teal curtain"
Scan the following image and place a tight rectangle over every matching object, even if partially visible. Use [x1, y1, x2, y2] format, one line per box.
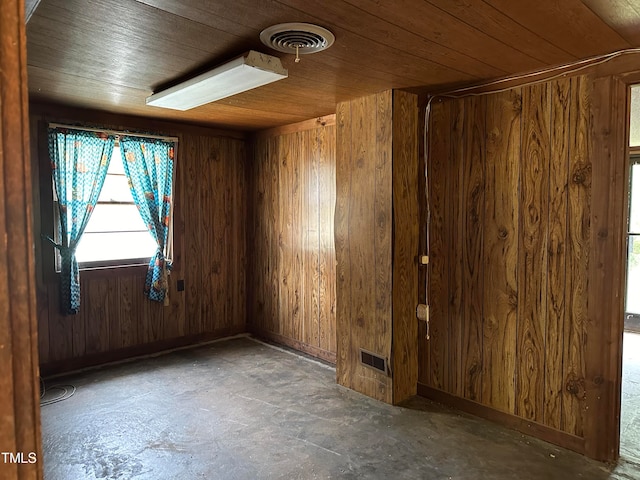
[48, 128, 115, 314]
[119, 136, 175, 304]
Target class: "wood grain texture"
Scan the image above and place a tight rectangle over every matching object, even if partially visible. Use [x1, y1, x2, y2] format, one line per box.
[425, 99, 450, 390]
[336, 91, 385, 402]
[482, 89, 521, 414]
[584, 75, 626, 461]
[0, 0, 42, 476]
[544, 78, 570, 431]
[335, 100, 352, 388]
[335, 90, 420, 405]
[448, 99, 466, 398]
[33, 107, 248, 373]
[516, 83, 550, 423]
[319, 126, 337, 354]
[482, 0, 629, 57]
[420, 73, 611, 458]
[580, 0, 640, 45]
[374, 91, 394, 400]
[391, 90, 419, 404]
[25, 0, 640, 130]
[248, 121, 337, 363]
[461, 95, 485, 403]
[350, 93, 390, 402]
[562, 76, 591, 437]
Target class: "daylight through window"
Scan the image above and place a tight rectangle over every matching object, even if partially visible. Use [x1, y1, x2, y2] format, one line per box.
[74, 144, 159, 266]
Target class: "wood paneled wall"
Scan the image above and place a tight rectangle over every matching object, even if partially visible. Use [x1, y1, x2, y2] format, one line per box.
[419, 75, 598, 452]
[335, 90, 419, 405]
[247, 118, 337, 363]
[31, 105, 247, 374]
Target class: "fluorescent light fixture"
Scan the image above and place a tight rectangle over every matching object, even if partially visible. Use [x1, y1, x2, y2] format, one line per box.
[146, 50, 288, 111]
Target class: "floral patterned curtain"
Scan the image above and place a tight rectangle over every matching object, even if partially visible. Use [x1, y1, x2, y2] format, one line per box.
[48, 128, 115, 314]
[119, 136, 175, 304]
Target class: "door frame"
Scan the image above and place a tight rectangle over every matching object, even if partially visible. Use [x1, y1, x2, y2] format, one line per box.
[0, 0, 43, 479]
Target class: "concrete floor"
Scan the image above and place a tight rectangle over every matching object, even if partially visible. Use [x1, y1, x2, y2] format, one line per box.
[41, 336, 637, 479]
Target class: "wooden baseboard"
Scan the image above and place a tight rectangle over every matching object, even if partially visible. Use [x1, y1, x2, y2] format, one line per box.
[249, 328, 337, 364]
[40, 327, 246, 377]
[417, 383, 585, 455]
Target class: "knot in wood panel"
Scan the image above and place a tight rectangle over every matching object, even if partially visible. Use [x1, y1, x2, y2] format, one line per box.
[571, 163, 592, 186]
[565, 375, 586, 399]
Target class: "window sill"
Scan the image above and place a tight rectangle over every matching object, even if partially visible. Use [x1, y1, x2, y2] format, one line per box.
[79, 259, 150, 271]
[76, 262, 149, 279]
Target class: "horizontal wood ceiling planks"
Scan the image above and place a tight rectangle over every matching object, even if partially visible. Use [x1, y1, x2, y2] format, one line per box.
[483, 0, 629, 56]
[26, 0, 640, 129]
[581, 0, 640, 45]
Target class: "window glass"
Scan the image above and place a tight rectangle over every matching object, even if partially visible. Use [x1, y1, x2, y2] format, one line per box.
[72, 144, 160, 266]
[630, 85, 640, 147]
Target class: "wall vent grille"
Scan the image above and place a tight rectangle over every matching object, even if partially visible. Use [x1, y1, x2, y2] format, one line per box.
[360, 349, 387, 374]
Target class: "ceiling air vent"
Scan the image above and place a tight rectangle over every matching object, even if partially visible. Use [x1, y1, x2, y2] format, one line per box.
[260, 23, 335, 58]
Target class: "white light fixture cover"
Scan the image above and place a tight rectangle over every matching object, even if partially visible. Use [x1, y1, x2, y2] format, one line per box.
[146, 51, 288, 111]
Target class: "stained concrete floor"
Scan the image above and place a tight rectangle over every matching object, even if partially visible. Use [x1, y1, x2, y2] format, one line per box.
[41, 336, 638, 479]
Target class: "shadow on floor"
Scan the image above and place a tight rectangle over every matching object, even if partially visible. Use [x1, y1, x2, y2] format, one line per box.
[39, 336, 635, 480]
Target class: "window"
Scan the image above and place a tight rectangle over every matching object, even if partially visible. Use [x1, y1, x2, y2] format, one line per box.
[54, 143, 162, 269]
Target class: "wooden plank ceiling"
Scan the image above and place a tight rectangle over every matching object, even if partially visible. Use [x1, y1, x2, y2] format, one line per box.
[25, 0, 640, 131]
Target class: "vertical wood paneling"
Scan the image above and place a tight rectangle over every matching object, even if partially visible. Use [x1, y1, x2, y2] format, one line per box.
[248, 120, 337, 363]
[269, 137, 281, 336]
[351, 93, 390, 401]
[336, 102, 352, 382]
[118, 274, 139, 348]
[517, 83, 550, 423]
[35, 114, 248, 373]
[421, 74, 606, 455]
[448, 99, 466, 398]
[544, 78, 570, 430]
[564, 76, 591, 437]
[48, 291, 72, 362]
[584, 74, 626, 462]
[319, 126, 336, 354]
[426, 99, 450, 390]
[482, 89, 521, 414]
[372, 90, 392, 402]
[184, 136, 203, 336]
[391, 90, 419, 403]
[335, 90, 419, 404]
[462, 95, 485, 402]
[199, 135, 214, 333]
[84, 277, 111, 354]
[233, 140, 247, 335]
[304, 130, 320, 348]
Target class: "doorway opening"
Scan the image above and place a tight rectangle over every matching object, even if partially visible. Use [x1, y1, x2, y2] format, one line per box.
[621, 84, 640, 463]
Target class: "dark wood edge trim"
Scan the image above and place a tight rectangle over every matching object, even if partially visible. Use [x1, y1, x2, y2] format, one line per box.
[252, 115, 336, 140]
[417, 383, 586, 455]
[29, 101, 249, 140]
[40, 327, 245, 377]
[250, 327, 337, 364]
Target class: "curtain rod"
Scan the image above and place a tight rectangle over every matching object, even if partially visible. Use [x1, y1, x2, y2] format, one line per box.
[48, 123, 179, 143]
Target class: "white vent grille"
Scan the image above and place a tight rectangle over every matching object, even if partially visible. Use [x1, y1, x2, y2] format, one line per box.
[260, 23, 335, 55]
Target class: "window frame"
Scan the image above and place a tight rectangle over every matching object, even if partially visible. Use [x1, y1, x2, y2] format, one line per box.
[47, 125, 178, 273]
